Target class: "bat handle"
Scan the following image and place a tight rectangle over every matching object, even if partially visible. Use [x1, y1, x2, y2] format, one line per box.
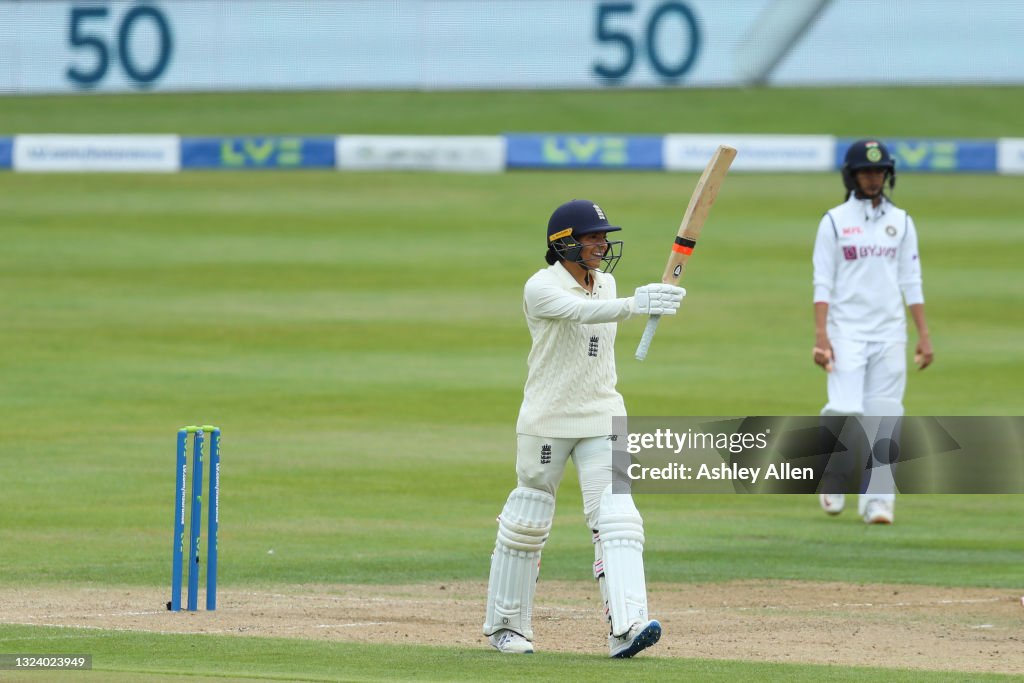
[634, 314, 662, 361]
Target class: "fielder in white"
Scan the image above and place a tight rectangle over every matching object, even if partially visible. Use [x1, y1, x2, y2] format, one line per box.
[812, 139, 934, 524]
[483, 199, 684, 657]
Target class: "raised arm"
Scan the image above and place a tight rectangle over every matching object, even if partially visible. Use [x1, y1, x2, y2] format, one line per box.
[525, 278, 684, 325]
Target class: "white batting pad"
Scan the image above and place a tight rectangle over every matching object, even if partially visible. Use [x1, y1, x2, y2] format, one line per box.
[597, 484, 649, 636]
[483, 487, 555, 640]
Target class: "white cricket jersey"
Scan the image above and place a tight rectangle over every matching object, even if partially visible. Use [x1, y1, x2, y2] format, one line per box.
[516, 262, 634, 438]
[813, 194, 924, 342]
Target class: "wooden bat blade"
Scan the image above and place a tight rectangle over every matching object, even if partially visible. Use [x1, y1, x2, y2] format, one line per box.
[636, 144, 736, 361]
[662, 144, 736, 285]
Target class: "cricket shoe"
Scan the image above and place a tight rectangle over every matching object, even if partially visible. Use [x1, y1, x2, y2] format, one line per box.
[609, 619, 662, 658]
[819, 493, 845, 516]
[863, 499, 894, 525]
[489, 629, 534, 654]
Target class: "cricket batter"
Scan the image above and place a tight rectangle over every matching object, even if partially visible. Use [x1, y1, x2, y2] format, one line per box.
[812, 140, 934, 524]
[483, 199, 684, 657]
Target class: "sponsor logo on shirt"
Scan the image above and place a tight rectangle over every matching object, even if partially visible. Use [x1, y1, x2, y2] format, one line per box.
[842, 226, 863, 236]
[860, 245, 898, 258]
[844, 244, 898, 260]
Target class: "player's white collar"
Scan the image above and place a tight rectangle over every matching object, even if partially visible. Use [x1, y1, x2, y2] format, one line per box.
[847, 192, 889, 220]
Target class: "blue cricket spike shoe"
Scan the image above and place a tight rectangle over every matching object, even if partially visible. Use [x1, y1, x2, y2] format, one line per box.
[609, 619, 662, 658]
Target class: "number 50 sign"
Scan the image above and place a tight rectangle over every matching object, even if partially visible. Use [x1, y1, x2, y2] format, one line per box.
[66, 3, 173, 88]
[593, 1, 702, 83]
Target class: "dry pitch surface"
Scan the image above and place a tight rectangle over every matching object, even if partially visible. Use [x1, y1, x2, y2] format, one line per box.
[3, 582, 1022, 674]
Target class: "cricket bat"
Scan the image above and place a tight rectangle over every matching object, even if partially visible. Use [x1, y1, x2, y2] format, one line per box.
[635, 144, 737, 360]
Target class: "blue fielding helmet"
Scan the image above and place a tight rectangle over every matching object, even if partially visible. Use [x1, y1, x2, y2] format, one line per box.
[842, 139, 896, 196]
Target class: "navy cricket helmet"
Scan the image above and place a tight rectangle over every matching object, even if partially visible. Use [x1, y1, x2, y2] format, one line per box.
[842, 139, 896, 195]
[544, 199, 623, 273]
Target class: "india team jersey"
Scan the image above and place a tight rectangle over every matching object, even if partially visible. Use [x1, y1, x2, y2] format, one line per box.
[812, 194, 924, 342]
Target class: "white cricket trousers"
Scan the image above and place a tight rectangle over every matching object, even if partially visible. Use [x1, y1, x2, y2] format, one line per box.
[515, 434, 611, 531]
[822, 339, 906, 416]
[821, 338, 905, 505]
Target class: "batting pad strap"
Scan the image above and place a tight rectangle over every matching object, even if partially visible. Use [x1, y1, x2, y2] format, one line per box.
[598, 484, 649, 637]
[592, 529, 604, 580]
[483, 487, 555, 640]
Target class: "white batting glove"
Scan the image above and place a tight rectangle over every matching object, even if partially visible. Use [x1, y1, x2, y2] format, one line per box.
[632, 283, 686, 316]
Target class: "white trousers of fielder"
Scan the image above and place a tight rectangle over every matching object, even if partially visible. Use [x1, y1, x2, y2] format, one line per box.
[821, 338, 904, 512]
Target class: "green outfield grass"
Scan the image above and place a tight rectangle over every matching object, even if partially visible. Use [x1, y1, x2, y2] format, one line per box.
[1, 88, 1022, 681]
[4, 86, 1024, 136]
[3, 625, 1022, 683]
